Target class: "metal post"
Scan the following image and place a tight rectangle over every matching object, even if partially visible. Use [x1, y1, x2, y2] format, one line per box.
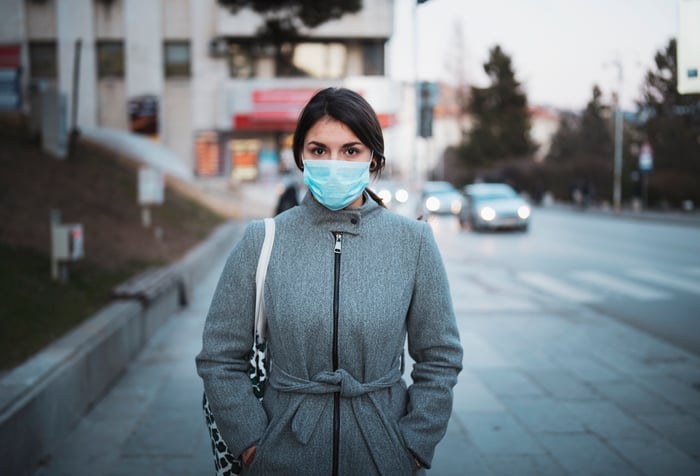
[613, 107, 623, 213]
[69, 39, 82, 155]
[412, 0, 419, 184]
[50, 209, 61, 281]
[612, 59, 623, 214]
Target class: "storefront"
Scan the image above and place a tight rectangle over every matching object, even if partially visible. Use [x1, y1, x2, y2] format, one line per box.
[194, 80, 398, 182]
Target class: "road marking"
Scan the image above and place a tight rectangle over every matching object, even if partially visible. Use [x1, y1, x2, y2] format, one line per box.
[518, 272, 598, 303]
[571, 270, 671, 300]
[628, 269, 700, 295]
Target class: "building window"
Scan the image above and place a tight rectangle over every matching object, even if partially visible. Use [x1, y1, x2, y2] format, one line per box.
[164, 41, 191, 77]
[227, 42, 254, 78]
[279, 42, 347, 79]
[29, 41, 57, 79]
[363, 41, 384, 76]
[96, 41, 124, 78]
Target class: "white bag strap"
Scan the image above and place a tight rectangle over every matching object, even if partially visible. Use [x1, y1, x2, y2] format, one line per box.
[254, 218, 275, 340]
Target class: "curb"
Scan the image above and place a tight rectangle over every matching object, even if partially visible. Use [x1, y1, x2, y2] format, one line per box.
[0, 220, 245, 476]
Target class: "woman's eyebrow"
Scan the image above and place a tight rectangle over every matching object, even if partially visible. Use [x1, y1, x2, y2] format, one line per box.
[307, 141, 327, 148]
[307, 140, 363, 148]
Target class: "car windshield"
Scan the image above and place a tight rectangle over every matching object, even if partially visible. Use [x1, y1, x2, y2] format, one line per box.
[468, 185, 518, 200]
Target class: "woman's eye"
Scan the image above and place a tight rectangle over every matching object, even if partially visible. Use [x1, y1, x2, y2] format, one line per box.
[311, 148, 325, 156]
[345, 148, 359, 156]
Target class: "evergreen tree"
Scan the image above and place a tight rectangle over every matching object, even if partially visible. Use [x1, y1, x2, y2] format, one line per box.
[460, 45, 535, 166]
[580, 85, 613, 156]
[636, 38, 700, 207]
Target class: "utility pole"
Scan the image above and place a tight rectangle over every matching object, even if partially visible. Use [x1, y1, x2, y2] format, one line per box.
[412, 0, 420, 184]
[612, 58, 623, 214]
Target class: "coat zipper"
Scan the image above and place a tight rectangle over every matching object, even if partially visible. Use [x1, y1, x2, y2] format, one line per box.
[332, 232, 342, 476]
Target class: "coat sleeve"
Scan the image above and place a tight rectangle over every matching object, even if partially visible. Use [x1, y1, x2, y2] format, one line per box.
[400, 221, 463, 469]
[195, 220, 269, 457]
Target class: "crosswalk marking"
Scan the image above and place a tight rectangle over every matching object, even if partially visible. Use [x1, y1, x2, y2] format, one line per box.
[571, 270, 671, 300]
[518, 272, 598, 303]
[628, 269, 700, 295]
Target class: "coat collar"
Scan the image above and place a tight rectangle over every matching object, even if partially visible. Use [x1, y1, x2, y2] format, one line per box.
[300, 190, 381, 236]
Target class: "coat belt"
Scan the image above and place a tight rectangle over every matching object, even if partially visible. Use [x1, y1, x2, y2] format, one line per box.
[268, 363, 408, 472]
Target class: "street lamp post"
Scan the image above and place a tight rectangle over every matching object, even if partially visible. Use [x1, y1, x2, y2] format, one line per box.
[612, 58, 624, 214]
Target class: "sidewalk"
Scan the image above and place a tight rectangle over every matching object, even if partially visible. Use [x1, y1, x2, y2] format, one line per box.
[33, 213, 700, 476]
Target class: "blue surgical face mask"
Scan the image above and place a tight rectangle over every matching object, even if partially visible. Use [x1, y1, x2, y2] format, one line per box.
[303, 159, 370, 211]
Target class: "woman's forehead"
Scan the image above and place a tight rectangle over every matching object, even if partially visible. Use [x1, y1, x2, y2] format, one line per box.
[305, 117, 361, 145]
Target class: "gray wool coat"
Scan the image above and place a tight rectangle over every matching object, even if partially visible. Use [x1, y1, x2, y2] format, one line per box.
[196, 192, 463, 475]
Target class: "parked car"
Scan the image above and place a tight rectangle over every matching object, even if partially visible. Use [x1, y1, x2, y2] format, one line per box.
[417, 181, 465, 218]
[460, 183, 531, 232]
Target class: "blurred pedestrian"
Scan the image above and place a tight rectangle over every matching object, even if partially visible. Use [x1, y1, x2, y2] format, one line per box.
[274, 180, 299, 215]
[196, 87, 462, 475]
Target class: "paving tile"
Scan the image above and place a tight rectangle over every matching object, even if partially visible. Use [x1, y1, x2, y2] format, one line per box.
[562, 401, 655, 440]
[458, 412, 547, 456]
[609, 436, 700, 476]
[453, 370, 506, 413]
[637, 412, 700, 460]
[460, 332, 512, 369]
[593, 381, 680, 416]
[473, 368, 546, 398]
[501, 396, 586, 434]
[484, 454, 567, 476]
[538, 433, 640, 476]
[529, 369, 599, 400]
[555, 354, 623, 384]
[635, 375, 700, 408]
[432, 417, 494, 476]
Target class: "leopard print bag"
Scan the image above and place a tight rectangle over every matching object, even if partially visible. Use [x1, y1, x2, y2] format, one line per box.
[202, 218, 274, 476]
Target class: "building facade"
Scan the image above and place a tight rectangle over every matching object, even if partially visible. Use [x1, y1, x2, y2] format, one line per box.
[1, 0, 399, 181]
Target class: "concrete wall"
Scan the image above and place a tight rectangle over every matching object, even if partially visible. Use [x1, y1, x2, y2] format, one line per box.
[124, 0, 162, 99]
[25, 0, 56, 39]
[0, 0, 24, 42]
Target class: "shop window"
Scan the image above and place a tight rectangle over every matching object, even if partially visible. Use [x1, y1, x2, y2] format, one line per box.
[164, 41, 191, 77]
[363, 41, 384, 76]
[29, 41, 57, 79]
[227, 42, 254, 78]
[96, 41, 124, 78]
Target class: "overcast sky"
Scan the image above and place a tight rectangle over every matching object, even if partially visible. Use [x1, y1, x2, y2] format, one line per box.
[388, 0, 679, 111]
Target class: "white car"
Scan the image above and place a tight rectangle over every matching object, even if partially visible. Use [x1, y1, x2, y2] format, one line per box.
[417, 181, 465, 218]
[461, 183, 531, 232]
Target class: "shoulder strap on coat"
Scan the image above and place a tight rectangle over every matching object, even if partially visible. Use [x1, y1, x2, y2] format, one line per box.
[255, 218, 275, 340]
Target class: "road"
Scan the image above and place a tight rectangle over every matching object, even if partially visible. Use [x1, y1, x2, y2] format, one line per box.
[422, 207, 700, 357]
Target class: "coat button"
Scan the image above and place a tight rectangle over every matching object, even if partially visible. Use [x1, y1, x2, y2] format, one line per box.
[351, 218, 358, 225]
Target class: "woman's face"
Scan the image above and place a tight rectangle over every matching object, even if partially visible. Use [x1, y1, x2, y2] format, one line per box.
[303, 117, 373, 209]
[303, 116, 372, 164]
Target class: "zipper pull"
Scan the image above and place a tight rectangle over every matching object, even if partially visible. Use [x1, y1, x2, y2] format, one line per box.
[334, 233, 342, 254]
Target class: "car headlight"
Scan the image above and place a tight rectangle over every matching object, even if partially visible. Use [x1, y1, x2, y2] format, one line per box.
[479, 206, 496, 221]
[378, 189, 392, 204]
[451, 199, 462, 214]
[517, 205, 531, 219]
[395, 188, 409, 203]
[426, 196, 440, 212]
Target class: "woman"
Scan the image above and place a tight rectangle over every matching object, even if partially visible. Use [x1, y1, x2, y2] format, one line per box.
[196, 87, 462, 475]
